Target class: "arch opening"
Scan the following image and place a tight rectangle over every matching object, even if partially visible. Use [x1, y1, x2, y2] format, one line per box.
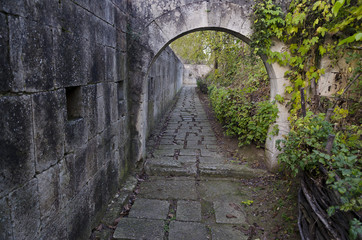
[129, 1, 290, 171]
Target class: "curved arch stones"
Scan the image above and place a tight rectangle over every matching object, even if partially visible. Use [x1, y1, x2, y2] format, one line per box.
[129, 0, 291, 171]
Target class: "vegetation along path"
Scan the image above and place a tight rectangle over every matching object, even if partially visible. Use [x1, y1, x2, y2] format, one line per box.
[93, 86, 300, 240]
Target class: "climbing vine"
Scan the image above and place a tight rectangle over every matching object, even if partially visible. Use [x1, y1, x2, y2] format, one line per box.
[251, 0, 361, 237]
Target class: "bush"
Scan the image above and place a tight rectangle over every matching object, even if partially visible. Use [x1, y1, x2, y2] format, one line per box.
[276, 112, 362, 214]
[209, 86, 278, 147]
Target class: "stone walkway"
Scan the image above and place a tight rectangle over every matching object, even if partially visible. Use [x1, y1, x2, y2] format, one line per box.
[113, 86, 268, 240]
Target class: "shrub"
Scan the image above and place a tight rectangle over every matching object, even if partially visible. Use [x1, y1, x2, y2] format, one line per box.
[209, 86, 278, 147]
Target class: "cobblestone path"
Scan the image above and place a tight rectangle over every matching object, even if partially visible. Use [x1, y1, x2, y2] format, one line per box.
[113, 86, 268, 240]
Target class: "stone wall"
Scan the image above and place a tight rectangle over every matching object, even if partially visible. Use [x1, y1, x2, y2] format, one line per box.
[0, 1, 130, 239]
[147, 48, 184, 136]
[183, 64, 212, 85]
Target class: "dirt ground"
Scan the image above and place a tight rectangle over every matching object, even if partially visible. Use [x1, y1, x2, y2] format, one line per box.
[197, 88, 301, 240]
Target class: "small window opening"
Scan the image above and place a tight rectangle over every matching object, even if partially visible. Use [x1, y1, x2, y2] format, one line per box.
[66, 86, 83, 121]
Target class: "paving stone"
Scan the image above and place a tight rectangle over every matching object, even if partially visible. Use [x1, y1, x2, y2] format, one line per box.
[199, 163, 267, 179]
[145, 158, 197, 177]
[113, 218, 164, 239]
[138, 178, 197, 200]
[211, 225, 248, 240]
[213, 201, 246, 224]
[169, 221, 208, 240]
[197, 180, 247, 202]
[177, 156, 196, 163]
[176, 200, 201, 222]
[153, 149, 175, 157]
[179, 149, 197, 156]
[128, 199, 169, 220]
[199, 156, 225, 164]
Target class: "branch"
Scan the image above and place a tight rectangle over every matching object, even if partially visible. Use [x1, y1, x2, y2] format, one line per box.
[331, 72, 361, 110]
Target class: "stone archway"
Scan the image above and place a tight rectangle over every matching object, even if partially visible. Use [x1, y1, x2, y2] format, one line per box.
[129, 1, 291, 170]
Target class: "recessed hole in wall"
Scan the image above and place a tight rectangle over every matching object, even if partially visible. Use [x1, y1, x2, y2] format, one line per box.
[66, 86, 83, 121]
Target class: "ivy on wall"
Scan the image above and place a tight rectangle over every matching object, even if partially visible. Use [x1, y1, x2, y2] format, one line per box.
[251, 0, 361, 237]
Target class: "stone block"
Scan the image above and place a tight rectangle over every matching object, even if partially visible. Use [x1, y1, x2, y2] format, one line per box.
[211, 225, 248, 240]
[106, 159, 119, 196]
[88, 43, 106, 84]
[0, 13, 13, 92]
[66, 186, 91, 240]
[113, 218, 164, 240]
[169, 221, 208, 240]
[213, 201, 246, 224]
[9, 16, 55, 92]
[38, 212, 67, 240]
[117, 51, 127, 81]
[106, 47, 117, 82]
[65, 117, 88, 153]
[0, 95, 35, 197]
[53, 28, 90, 88]
[138, 178, 197, 200]
[112, 0, 127, 13]
[85, 137, 98, 181]
[176, 200, 201, 222]
[105, 0, 115, 25]
[0, 197, 12, 240]
[73, 148, 87, 192]
[89, 0, 107, 20]
[0, 0, 61, 26]
[9, 179, 40, 240]
[109, 83, 119, 123]
[33, 90, 65, 173]
[154, 7, 188, 41]
[129, 199, 170, 220]
[103, 23, 117, 48]
[97, 93, 106, 133]
[115, 7, 127, 33]
[37, 165, 60, 224]
[59, 158, 73, 209]
[83, 84, 98, 139]
[89, 168, 108, 221]
[60, 0, 91, 40]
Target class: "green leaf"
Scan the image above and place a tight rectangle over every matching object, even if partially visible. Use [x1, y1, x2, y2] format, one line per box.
[338, 32, 361, 46]
[319, 46, 327, 56]
[332, 0, 345, 17]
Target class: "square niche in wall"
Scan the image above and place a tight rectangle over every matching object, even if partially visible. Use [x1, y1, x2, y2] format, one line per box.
[66, 86, 83, 121]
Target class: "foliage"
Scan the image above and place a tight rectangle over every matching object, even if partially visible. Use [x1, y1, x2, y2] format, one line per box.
[252, 0, 362, 235]
[209, 86, 278, 147]
[276, 112, 362, 236]
[171, 31, 268, 90]
[251, 0, 361, 117]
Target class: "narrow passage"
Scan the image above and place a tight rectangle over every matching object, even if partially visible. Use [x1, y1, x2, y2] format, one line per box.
[113, 86, 271, 240]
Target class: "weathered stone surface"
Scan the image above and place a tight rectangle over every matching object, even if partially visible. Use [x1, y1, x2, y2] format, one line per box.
[214, 201, 246, 224]
[129, 198, 170, 220]
[169, 221, 208, 240]
[0, 13, 13, 92]
[65, 117, 88, 153]
[145, 157, 197, 177]
[113, 218, 165, 240]
[176, 200, 202, 222]
[211, 224, 248, 240]
[199, 163, 268, 179]
[33, 90, 65, 172]
[0, 197, 12, 240]
[0, 95, 35, 196]
[9, 16, 55, 92]
[66, 185, 91, 240]
[37, 165, 60, 223]
[138, 178, 198, 200]
[9, 179, 40, 240]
